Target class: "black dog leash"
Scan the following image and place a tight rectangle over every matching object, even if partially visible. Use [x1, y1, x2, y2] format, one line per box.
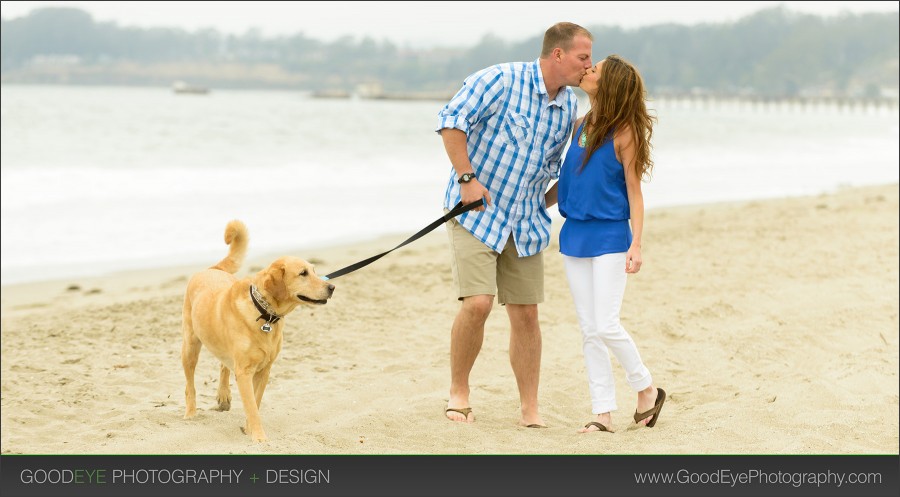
[323, 199, 484, 280]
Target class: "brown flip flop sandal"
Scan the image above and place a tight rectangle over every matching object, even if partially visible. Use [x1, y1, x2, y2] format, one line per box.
[583, 421, 613, 433]
[445, 407, 473, 421]
[633, 387, 666, 427]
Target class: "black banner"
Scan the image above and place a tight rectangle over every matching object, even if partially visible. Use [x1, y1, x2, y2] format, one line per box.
[1, 454, 898, 497]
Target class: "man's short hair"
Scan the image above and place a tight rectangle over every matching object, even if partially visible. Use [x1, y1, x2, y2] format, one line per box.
[541, 22, 593, 57]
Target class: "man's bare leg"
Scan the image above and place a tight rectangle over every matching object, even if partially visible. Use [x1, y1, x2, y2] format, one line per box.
[446, 294, 493, 422]
[507, 303, 545, 427]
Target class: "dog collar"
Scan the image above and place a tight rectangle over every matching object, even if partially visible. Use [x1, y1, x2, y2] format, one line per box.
[249, 285, 282, 332]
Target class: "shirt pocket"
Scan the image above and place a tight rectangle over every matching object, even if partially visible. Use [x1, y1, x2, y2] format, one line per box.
[502, 112, 530, 147]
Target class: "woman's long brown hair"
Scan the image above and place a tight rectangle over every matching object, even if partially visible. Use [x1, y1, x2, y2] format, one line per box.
[580, 54, 656, 181]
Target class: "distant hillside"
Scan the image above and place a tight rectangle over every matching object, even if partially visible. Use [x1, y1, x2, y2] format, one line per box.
[2, 6, 897, 98]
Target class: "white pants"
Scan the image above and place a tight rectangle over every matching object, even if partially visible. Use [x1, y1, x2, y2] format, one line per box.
[563, 253, 652, 414]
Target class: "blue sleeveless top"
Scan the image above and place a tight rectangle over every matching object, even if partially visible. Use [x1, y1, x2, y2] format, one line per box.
[557, 122, 632, 257]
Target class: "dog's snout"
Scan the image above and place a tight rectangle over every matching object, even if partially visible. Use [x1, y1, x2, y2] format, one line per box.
[326, 284, 335, 296]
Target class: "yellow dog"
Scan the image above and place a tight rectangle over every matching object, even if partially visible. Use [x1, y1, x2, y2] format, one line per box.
[181, 220, 334, 441]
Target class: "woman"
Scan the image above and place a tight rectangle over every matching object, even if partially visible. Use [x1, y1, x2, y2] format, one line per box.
[546, 55, 665, 433]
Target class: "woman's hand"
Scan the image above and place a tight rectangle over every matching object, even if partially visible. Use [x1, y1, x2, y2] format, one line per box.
[625, 245, 642, 274]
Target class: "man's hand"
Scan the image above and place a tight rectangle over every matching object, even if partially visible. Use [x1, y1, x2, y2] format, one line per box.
[461, 180, 491, 212]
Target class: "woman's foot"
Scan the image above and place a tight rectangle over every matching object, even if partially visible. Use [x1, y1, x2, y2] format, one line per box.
[578, 412, 612, 433]
[634, 386, 666, 427]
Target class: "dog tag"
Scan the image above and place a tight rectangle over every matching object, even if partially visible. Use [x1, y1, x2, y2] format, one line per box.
[261, 323, 272, 333]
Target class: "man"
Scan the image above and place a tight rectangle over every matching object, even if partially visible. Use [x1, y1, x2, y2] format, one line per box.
[436, 22, 593, 427]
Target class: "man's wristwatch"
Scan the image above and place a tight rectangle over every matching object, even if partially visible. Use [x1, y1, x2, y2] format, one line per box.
[457, 172, 477, 184]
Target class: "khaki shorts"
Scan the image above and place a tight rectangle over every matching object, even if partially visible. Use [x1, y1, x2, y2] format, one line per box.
[445, 216, 544, 305]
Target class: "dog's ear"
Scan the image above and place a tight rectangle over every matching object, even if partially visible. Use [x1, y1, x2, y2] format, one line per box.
[264, 261, 290, 303]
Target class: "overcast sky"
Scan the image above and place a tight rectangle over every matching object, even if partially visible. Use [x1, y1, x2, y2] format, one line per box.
[2, 1, 898, 47]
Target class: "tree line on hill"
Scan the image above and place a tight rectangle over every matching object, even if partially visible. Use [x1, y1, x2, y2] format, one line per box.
[1, 6, 897, 98]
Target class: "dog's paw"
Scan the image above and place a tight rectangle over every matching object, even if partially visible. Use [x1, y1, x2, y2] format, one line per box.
[183, 409, 197, 419]
[240, 425, 268, 442]
[215, 397, 231, 411]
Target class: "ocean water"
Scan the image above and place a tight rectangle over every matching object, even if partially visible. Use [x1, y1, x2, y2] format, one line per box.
[2, 85, 898, 285]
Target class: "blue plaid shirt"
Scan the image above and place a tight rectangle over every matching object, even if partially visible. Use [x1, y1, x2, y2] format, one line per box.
[436, 59, 578, 256]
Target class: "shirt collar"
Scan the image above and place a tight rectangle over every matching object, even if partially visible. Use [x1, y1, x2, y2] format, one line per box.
[532, 58, 568, 108]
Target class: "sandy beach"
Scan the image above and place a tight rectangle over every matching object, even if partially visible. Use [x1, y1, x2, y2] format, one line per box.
[1, 183, 897, 455]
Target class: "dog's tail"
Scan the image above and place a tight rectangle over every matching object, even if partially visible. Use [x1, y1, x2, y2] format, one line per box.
[210, 220, 248, 274]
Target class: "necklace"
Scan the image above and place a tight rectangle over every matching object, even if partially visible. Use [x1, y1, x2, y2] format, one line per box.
[579, 116, 589, 147]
